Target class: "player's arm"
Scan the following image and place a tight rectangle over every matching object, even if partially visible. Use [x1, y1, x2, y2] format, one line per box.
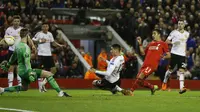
[99, 56, 109, 64]
[52, 41, 65, 48]
[137, 36, 145, 55]
[91, 61, 118, 76]
[162, 43, 171, 59]
[23, 48, 32, 70]
[0, 39, 6, 50]
[32, 32, 40, 44]
[163, 52, 171, 59]
[0, 38, 5, 46]
[27, 35, 36, 53]
[165, 31, 175, 44]
[32, 32, 46, 44]
[95, 65, 115, 76]
[8, 50, 17, 65]
[49, 33, 65, 48]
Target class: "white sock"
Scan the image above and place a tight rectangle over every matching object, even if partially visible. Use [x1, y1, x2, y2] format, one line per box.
[42, 78, 47, 86]
[8, 72, 14, 87]
[179, 72, 185, 90]
[38, 78, 43, 90]
[17, 74, 22, 86]
[163, 70, 172, 83]
[115, 85, 123, 92]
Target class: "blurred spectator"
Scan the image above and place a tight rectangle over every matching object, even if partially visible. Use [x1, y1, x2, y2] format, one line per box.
[53, 0, 65, 8]
[97, 48, 108, 71]
[191, 45, 200, 79]
[24, 0, 37, 16]
[121, 50, 137, 79]
[4, 2, 20, 17]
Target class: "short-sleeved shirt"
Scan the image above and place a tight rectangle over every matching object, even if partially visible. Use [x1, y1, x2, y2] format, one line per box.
[32, 31, 54, 56]
[143, 41, 169, 70]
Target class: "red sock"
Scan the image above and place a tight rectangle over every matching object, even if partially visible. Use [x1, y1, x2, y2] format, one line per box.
[131, 78, 141, 92]
[131, 78, 154, 92]
[143, 80, 154, 89]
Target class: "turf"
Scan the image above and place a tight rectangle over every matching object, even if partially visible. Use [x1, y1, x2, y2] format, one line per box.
[0, 89, 200, 112]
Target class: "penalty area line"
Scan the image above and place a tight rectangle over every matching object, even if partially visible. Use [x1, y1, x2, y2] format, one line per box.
[0, 107, 36, 112]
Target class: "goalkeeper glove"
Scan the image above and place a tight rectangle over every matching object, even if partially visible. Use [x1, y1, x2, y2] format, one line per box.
[0, 60, 10, 71]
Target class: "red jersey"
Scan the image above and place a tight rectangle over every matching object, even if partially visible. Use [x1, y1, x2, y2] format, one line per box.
[143, 41, 169, 70]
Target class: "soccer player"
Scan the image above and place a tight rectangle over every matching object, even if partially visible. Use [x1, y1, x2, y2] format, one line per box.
[89, 44, 132, 96]
[130, 29, 171, 95]
[4, 15, 36, 87]
[0, 28, 71, 97]
[162, 19, 189, 94]
[32, 22, 64, 92]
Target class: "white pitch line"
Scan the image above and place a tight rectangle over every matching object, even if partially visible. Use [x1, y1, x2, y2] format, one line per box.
[0, 107, 36, 112]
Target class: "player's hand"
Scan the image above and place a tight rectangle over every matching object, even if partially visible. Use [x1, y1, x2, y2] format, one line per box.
[60, 45, 66, 49]
[0, 61, 10, 71]
[137, 36, 142, 45]
[99, 56, 106, 61]
[32, 46, 37, 54]
[173, 41, 181, 46]
[39, 38, 47, 43]
[89, 68, 96, 73]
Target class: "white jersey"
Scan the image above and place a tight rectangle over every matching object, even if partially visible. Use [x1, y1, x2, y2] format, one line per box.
[32, 31, 54, 56]
[96, 55, 124, 83]
[167, 30, 189, 56]
[5, 26, 23, 51]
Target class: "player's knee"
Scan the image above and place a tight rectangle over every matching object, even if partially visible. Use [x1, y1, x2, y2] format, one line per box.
[137, 73, 145, 79]
[50, 67, 57, 74]
[8, 66, 14, 72]
[179, 68, 185, 72]
[92, 80, 98, 86]
[41, 70, 53, 78]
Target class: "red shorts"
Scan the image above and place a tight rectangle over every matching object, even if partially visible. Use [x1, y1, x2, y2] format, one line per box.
[137, 65, 156, 78]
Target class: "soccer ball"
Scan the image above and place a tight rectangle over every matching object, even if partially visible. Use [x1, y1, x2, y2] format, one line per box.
[4, 35, 15, 46]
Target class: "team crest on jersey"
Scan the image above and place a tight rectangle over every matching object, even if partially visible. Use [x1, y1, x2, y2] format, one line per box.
[25, 53, 29, 58]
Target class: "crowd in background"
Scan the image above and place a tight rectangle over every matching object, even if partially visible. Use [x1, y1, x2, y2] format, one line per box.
[0, 0, 200, 79]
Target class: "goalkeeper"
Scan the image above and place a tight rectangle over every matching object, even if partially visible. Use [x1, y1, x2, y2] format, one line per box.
[0, 28, 71, 97]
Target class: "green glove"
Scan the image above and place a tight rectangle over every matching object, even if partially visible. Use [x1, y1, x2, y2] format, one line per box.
[0, 61, 10, 71]
[28, 71, 37, 82]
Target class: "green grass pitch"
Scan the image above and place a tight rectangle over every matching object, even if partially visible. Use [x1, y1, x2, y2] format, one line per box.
[0, 89, 200, 112]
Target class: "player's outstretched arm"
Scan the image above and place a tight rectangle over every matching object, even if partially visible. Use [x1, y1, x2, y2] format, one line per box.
[137, 37, 145, 55]
[163, 52, 171, 59]
[8, 51, 17, 65]
[27, 35, 37, 54]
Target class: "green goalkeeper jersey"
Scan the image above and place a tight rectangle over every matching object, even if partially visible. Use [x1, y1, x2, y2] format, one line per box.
[9, 42, 31, 76]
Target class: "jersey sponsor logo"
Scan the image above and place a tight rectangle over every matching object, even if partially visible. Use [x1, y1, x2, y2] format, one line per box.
[110, 62, 114, 65]
[149, 46, 158, 50]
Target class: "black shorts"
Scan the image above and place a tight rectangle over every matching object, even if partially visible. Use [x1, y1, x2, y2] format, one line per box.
[95, 78, 121, 90]
[7, 50, 17, 65]
[169, 53, 186, 70]
[38, 56, 55, 70]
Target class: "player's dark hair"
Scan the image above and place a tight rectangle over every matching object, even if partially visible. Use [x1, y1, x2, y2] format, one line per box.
[178, 16, 185, 22]
[153, 29, 162, 36]
[42, 22, 49, 26]
[112, 44, 121, 52]
[13, 15, 21, 21]
[20, 28, 29, 38]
